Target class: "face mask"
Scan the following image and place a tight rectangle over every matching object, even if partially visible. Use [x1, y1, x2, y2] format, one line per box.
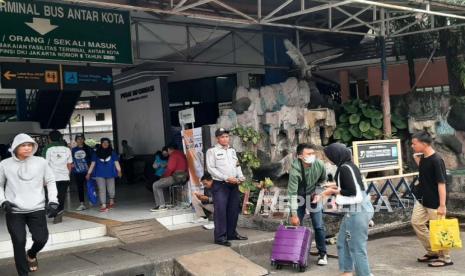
[303, 155, 316, 164]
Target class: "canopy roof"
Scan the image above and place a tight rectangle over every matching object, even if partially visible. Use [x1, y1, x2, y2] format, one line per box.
[58, 0, 465, 37]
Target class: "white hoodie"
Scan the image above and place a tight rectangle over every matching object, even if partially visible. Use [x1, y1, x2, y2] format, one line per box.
[0, 133, 58, 213]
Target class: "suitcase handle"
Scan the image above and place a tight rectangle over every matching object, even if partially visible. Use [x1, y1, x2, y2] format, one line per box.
[285, 226, 297, 229]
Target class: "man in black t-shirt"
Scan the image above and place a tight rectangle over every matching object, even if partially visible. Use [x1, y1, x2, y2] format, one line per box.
[411, 131, 453, 268]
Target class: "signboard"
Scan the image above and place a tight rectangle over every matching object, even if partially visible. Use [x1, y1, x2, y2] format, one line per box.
[1, 62, 60, 89]
[114, 79, 165, 155]
[1, 62, 113, 90]
[178, 108, 195, 125]
[62, 65, 112, 90]
[352, 139, 402, 173]
[0, 0, 132, 64]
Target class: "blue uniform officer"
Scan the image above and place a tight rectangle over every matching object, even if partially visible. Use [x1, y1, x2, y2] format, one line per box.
[206, 128, 248, 246]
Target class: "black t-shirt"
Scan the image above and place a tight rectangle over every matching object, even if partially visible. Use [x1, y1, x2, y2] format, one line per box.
[415, 153, 447, 209]
[337, 162, 365, 197]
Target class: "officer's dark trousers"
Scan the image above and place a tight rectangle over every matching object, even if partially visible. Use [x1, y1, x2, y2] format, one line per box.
[6, 210, 49, 276]
[212, 180, 240, 242]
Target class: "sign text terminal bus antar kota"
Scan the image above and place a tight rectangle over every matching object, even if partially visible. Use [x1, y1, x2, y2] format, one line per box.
[0, 1, 125, 24]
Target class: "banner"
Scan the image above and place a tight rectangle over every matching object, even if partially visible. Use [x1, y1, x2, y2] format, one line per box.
[182, 128, 204, 202]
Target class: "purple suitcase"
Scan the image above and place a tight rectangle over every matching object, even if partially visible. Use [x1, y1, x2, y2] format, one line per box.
[270, 225, 311, 272]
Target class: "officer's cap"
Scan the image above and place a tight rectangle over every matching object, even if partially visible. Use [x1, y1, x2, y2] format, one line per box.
[215, 128, 230, 137]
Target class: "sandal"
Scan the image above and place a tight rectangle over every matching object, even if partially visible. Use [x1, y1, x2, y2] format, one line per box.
[27, 256, 38, 272]
[417, 254, 439, 263]
[428, 260, 454, 267]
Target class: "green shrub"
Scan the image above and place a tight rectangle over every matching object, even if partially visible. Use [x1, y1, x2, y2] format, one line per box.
[333, 99, 407, 144]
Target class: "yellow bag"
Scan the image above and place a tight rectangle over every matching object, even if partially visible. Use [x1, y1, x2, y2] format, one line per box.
[429, 218, 463, 252]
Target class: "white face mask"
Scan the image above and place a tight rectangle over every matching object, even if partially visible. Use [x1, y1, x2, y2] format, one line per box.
[303, 155, 316, 164]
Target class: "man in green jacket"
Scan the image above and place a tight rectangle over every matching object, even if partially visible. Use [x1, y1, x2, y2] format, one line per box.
[288, 143, 328, 266]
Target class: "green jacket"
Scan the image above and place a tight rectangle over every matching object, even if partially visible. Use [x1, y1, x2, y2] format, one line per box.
[287, 159, 327, 215]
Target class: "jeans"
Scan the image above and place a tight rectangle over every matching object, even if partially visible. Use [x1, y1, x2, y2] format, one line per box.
[297, 195, 327, 256]
[337, 196, 374, 276]
[6, 210, 49, 276]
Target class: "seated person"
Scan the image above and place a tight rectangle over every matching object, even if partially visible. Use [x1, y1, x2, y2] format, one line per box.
[145, 148, 169, 191]
[150, 144, 188, 211]
[192, 172, 214, 220]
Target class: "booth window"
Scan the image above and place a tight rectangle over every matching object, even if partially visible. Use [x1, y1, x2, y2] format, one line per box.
[96, 113, 105, 121]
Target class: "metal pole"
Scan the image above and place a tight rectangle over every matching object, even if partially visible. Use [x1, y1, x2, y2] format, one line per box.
[135, 22, 141, 59]
[232, 31, 236, 64]
[81, 115, 85, 135]
[68, 119, 73, 145]
[296, 29, 300, 49]
[380, 8, 392, 137]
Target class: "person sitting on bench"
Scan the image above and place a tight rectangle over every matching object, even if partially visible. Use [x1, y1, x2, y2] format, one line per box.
[150, 144, 188, 211]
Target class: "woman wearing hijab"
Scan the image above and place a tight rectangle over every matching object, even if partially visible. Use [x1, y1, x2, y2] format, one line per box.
[322, 143, 374, 276]
[86, 138, 122, 212]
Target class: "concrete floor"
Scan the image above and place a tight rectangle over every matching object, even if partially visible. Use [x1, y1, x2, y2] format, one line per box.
[251, 232, 465, 276]
[0, 223, 463, 275]
[66, 180, 191, 222]
[0, 227, 274, 276]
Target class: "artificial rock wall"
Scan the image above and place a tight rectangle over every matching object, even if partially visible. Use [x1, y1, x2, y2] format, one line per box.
[211, 78, 336, 179]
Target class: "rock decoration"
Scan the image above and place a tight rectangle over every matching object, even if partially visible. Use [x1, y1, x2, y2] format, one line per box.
[405, 93, 465, 170]
[212, 78, 337, 178]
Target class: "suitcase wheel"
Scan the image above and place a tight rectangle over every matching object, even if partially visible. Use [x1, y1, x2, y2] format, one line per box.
[299, 265, 307, 272]
[276, 264, 283, 270]
[270, 261, 276, 268]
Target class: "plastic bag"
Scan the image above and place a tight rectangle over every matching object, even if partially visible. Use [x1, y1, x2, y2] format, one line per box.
[86, 179, 98, 205]
[430, 218, 462, 251]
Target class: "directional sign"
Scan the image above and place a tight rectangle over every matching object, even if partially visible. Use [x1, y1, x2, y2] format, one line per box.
[1, 62, 60, 89]
[0, 0, 132, 64]
[1, 62, 113, 90]
[62, 65, 113, 90]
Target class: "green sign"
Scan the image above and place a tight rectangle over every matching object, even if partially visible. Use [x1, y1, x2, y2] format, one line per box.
[0, 0, 132, 64]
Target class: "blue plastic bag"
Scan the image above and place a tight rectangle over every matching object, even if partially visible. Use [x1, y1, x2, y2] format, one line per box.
[87, 179, 98, 205]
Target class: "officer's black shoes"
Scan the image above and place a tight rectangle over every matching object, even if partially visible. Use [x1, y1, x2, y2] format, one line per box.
[229, 234, 248, 241]
[215, 240, 232, 247]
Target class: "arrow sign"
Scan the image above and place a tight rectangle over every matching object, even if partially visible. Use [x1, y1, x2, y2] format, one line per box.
[3, 71, 16, 80]
[102, 75, 112, 84]
[25, 18, 58, 36]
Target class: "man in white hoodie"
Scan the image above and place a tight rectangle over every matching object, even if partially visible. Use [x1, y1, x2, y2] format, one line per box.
[0, 133, 59, 276]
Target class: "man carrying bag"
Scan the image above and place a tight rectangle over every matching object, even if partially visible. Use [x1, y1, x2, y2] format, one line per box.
[411, 131, 454, 268]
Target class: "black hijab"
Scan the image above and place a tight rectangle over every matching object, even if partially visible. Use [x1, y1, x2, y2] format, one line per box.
[324, 143, 365, 191]
[96, 138, 113, 160]
[324, 143, 352, 167]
